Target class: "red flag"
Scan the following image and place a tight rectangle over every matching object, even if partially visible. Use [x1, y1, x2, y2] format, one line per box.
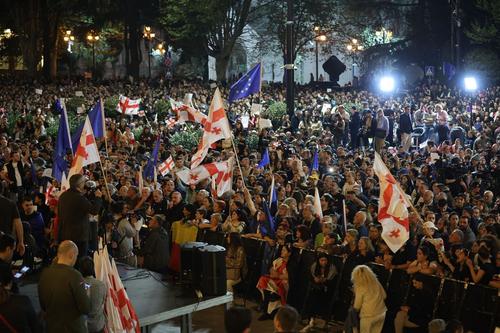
[191, 88, 231, 168]
[373, 152, 410, 253]
[169, 98, 207, 125]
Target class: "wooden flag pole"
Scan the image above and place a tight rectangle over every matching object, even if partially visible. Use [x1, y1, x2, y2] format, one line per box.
[342, 199, 348, 234]
[99, 97, 109, 157]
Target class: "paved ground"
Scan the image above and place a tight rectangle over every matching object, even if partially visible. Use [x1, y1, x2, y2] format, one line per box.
[149, 298, 344, 333]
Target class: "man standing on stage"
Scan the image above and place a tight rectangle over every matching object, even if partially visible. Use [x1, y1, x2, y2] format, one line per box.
[58, 174, 102, 257]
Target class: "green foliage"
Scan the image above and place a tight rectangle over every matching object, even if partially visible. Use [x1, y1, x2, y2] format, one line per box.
[463, 48, 500, 83]
[132, 126, 143, 139]
[245, 132, 259, 150]
[169, 125, 203, 151]
[263, 102, 287, 121]
[466, 0, 500, 51]
[154, 99, 171, 121]
[104, 96, 119, 115]
[65, 97, 86, 114]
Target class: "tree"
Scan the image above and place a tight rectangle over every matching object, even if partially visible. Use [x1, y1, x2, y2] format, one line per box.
[160, 0, 253, 81]
[466, 0, 500, 51]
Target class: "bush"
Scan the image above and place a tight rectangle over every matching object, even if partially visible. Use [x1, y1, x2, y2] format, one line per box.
[245, 132, 259, 150]
[263, 101, 287, 121]
[65, 97, 86, 114]
[104, 96, 119, 116]
[154, 99, 171, 121]
[169, 125, 202, 151]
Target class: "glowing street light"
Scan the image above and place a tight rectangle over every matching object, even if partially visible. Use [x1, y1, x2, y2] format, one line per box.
[347, 38, 364, 85]
[313, 26, 327, 82]
[87, 31, 100, 75]
[143, 26, 156, 78]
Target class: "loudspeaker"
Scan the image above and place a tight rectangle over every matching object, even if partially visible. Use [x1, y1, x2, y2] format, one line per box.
[180, 242, 207, 282]
[322, 56, 346, 83]
[196, 245, 227, 296]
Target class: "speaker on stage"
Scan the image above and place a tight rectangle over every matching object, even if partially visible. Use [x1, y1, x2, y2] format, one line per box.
[180, 242, 207, 283]
[196, 245, 227, 296]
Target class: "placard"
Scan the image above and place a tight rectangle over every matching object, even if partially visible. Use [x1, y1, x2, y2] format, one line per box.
[251, 103, 262, 116]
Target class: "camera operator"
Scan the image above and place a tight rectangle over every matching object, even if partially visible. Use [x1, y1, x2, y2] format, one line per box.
[58, 174, 103, 258]
[110, 201, 137, 267]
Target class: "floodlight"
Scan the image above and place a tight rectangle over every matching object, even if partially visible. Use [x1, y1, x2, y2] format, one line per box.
[379, 76, 395, 93]
[464, 77, 477, 92]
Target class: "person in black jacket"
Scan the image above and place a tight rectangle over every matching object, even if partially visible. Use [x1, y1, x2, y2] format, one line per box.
[399, 105, 413, 152]
[138, 215, 170, 273]
[349, 106, 361, 150]
[394, 273, 434, 333]
[0, 265, 40, 332]
[57, 174, 102, 257]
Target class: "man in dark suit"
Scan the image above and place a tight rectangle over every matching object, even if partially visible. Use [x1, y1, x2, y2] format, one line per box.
[58, 174, 102, 257]
[349, 106, 361, 150]
[38, 240, 90, 333]
[138, 215, 170, 273]
[399, 105, 413, 152]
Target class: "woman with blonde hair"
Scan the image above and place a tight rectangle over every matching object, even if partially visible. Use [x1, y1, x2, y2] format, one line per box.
[351, 265, 387, 332]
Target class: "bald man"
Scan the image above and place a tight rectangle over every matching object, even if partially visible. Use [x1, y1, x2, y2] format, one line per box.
[38, 241, 90, 333]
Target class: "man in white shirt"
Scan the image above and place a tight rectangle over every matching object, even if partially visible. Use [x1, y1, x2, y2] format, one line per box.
[434, 104, 449, 144]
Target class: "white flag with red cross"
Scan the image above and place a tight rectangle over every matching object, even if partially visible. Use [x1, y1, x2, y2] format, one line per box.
[191, 88, 231, 168]
[158, 156, 174, 176]
[214, 157, 234, 197]
[117, 95, 141, 115]
[169, 98, 207, 125]
[373, 152, 410, 253]
[68, 116, 100, 178]
[177, 160, 229, 185]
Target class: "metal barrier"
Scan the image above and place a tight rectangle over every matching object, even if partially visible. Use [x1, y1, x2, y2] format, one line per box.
[204, 232, 500, 333]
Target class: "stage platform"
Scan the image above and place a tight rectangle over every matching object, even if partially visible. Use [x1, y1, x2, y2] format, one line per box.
[19, 263, 233, 333]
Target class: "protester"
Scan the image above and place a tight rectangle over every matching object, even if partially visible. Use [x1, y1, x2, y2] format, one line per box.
[224, 306, 252, 333]
[58, 174, 102, 257]
[38, 240, 90, 333]
[137, 214, 170, 273]
[350, 265, 387, 333]
[273, 305, 300, 333]
[78, 256, 106, 333]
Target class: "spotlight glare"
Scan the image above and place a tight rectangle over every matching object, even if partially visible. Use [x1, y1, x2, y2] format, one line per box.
[379, 76, 395, 93]
[464, 77, 477, 91]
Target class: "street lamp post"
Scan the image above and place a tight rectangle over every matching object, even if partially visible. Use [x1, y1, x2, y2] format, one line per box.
[63, 30, 75, 79]
[143, 26, 156, 79]
[346, 39, 363, 86]
[313, 26, 327, 82]
[86, 32, 100, 77]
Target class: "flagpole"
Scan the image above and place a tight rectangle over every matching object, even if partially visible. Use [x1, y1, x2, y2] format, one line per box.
[342, 199, 348, 234]
[99, 97, 109, 157]
[98, 157, 112, 203]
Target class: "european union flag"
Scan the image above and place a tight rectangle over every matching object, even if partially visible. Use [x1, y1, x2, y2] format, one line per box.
[143, 136, 160, 180]
[228, 63, 261, 103]
[52, 100, 73, 182]
[443, 62, 456, 80]
[71, 100, 105, 148]
[257, 148, 270, 169]
[311, 150, 319, 173]
[88, 100, 105, 138]
[262, 199, 276, 238]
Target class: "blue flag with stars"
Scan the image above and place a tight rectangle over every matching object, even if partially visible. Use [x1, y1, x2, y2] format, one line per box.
[257, 148, 270, 169]
[311, 150, 319, 173]
[228, 63, 261, 103]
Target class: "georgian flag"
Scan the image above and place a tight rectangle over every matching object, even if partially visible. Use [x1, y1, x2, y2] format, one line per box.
[117, 95, 141, 115]
[191, 88, 231, 168]
[169, 98, 207, 125]
[373, 152, 410, 253]
[177, 160, 229, 185]
[166, 118, 177, 128]
[158, 156, 174, 176]
[214, 157, 234, 197]
[67, 116, 100, 179]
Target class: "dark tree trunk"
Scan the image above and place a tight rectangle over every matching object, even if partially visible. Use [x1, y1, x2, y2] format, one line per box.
[125, 0, 141, 79]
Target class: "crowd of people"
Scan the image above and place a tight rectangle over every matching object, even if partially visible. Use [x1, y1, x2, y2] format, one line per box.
[0, 74, 499, 332]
